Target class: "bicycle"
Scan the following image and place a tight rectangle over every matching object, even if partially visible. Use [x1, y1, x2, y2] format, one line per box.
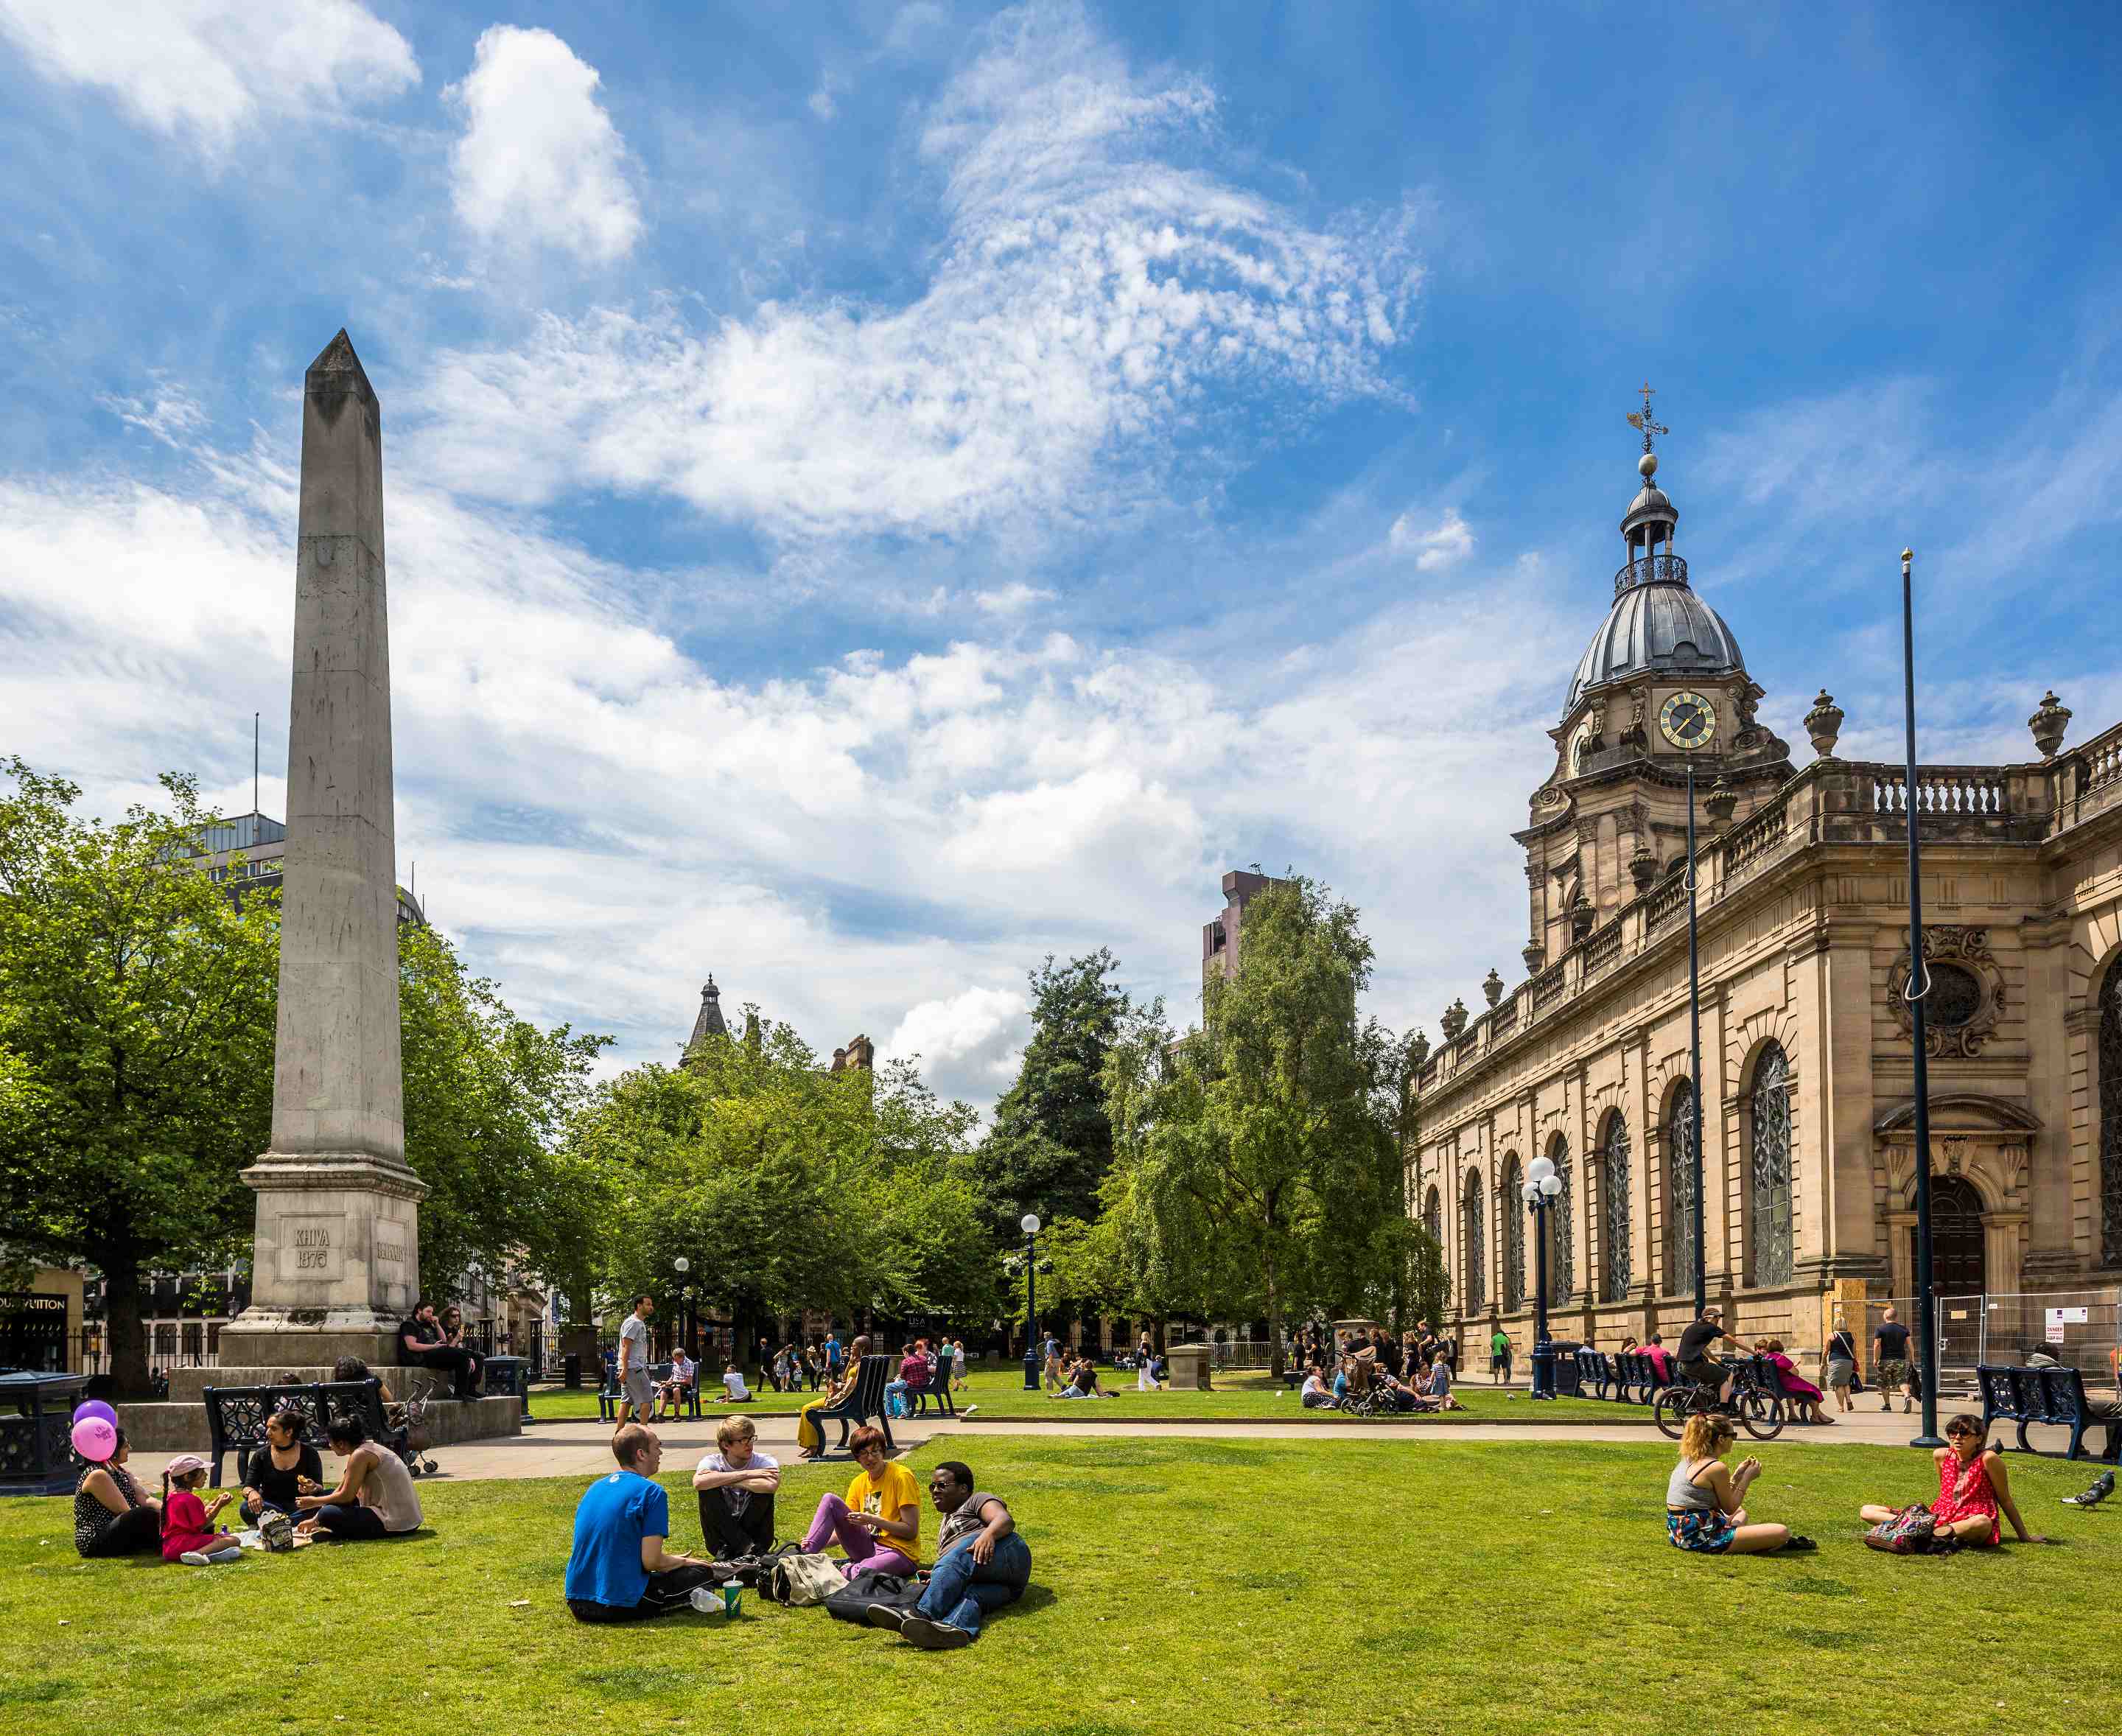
[1653, 1357, 1785, 1442]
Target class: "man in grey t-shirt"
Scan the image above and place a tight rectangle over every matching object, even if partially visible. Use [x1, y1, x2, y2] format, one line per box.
[616, 1295, 656, 1432]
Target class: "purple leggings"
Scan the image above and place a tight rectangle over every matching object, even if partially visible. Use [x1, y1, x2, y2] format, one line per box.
[802, 1493, 917, 1578]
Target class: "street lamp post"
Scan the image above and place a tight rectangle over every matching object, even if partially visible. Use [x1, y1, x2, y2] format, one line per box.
[1020, 1213, 1042, 1392]
[1522, 1159, 1564, 1399]
[672, 1256, 693, 1360]
[1899, 547, 1945, 1450]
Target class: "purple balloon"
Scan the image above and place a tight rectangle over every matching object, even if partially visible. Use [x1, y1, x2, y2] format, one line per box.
[73, 1399, 117, 1427]
[71, 1415, 117, 1461]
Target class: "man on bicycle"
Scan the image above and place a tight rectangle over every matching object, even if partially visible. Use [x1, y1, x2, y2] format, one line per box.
[1676, 1306, 1740, 1410]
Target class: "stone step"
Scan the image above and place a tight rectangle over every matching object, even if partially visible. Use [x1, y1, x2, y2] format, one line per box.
[113, 1393, 522, 1457]
[164, 1365, 479, 1405]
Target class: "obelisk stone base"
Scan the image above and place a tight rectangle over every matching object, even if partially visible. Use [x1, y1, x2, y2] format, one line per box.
[216, 1152, 422, 1371]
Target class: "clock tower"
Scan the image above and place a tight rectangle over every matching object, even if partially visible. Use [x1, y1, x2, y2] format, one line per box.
[1514, 394, 1790, 970]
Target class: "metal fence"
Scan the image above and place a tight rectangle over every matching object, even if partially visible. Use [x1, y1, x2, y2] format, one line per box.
[1946, 1289, 2122, 1385]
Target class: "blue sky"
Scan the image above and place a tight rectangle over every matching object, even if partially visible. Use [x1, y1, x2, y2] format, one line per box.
[4, 0, 2120, 1107]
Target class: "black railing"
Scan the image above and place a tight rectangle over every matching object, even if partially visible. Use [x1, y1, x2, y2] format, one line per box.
[1613, 552, 1689, 595]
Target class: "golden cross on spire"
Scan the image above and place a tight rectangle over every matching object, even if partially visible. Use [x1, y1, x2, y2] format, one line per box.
[1626, 381, 1668, 454]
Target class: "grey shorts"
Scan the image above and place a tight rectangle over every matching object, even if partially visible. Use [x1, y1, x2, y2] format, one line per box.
[624, 1367, 656, 1410]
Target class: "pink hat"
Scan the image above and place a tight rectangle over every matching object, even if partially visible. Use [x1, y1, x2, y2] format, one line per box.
[164, 1453, 209, 1480]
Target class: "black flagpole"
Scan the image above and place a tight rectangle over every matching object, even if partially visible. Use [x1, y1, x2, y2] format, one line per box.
[1901, 547, 1943, 1449]
[1687, 757, 1706, 1318]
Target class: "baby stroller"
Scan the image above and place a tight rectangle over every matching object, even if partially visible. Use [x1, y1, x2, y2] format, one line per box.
[390, 1376, 442, 1477]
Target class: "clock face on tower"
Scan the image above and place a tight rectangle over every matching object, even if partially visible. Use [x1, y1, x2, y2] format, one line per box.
[1659, 690, 1717, 750]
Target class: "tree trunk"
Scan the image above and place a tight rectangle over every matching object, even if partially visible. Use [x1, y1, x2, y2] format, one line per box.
[1265, 1245, 1284, 1379]
[104, 1250, 152, 1401]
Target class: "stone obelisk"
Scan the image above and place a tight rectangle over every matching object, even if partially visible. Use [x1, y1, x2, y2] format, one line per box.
[217, 330, 426, 1371]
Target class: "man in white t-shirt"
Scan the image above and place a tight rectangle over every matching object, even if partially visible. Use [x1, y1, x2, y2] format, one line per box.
[721, 1362, 751, 1401]
[692, 1414, 780, 1558]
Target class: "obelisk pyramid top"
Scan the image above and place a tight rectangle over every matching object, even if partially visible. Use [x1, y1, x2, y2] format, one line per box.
[306, 328, 376, 402]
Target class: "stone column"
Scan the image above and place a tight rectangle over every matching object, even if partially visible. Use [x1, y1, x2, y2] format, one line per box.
[219, 332, 427, 1372]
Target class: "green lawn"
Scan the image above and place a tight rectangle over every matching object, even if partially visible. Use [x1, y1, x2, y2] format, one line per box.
[528, 1365, 1653, 1425]
[3, 1435, 2108, 1735]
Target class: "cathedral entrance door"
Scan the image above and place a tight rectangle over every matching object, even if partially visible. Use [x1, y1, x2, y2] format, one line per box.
[1913, 1176, 1986, 1371]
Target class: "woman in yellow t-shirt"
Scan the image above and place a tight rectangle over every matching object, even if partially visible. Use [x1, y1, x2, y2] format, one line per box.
[798, 1424, 920, 1575]
[796, 1334, 870, 1460]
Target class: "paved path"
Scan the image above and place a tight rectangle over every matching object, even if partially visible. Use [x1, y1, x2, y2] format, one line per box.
[115, 1399, 2083, 1484]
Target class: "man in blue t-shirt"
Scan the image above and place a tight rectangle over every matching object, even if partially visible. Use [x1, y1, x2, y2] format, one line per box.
[564, 1425, 721, 1622]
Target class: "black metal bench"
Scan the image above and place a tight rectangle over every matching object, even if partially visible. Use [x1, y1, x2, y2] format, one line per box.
[810, 1354, 894, 1456]
[913, 1369, 956, 1418]
[1978, 1363, 2122, 1463]
[203, 1378, 405, 1489]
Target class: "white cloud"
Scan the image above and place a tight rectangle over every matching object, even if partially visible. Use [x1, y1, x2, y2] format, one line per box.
[883, 986, 1030, 1107]
[445, 26, 642, 265]
[0, 420, 1592, 1096]
[972, 581, 1054, 616]
[807, 84, 838, 122]
[1389, 507, 1473, 570]
[408, 0, 1420, 540]
[0, 0, 416, 153]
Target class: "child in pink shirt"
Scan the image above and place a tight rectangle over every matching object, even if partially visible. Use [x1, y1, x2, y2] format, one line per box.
[161, 1454, 242, 1564]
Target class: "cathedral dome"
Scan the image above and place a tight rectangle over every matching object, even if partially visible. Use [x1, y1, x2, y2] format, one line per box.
[1565, 558, 1745, 713]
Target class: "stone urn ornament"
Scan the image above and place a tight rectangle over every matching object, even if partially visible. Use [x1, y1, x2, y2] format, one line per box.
[2028, 690, 2071, 760]
[1568, 892, 1595, 942]
[1705, 775, 1737, 829]
[1440, 998, 1468, 1041]
[1628, 841, 1658, 894]
[1482, 967, 1504, 1008]
[1407, 1030, 1431, 1071]
[1521, 939, 1544, 976]
[1803, 689, 1843, 758]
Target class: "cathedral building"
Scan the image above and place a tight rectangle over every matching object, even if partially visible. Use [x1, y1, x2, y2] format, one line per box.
[1406, 417, 2122, 1364]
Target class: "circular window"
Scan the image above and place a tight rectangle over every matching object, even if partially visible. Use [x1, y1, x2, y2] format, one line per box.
[1917, 961, 1984, 1029]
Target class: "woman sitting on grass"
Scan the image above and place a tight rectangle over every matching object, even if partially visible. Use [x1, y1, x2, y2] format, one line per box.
[74, 1427, 161, 1558]
[294, 1416, 423, 1542]
[1299, 1363, 1335, 1408]
[1760, 1339, 1832, 1426]
[240, 1405, 324, 1526]
[795, 1334, 869, 1460]
[799, 1424, 920, 1578]
[1665, 1414, 1812, 1555]
[1860, 1413, 2044, 1547]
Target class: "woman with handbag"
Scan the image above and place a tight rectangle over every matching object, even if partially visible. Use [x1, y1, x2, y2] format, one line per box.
[1824, 1323, 1858, 1413]
[1860, 1414, 2045, 1547]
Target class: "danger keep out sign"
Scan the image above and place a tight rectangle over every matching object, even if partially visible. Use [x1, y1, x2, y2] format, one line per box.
[2046, 1306, 2090, 1343]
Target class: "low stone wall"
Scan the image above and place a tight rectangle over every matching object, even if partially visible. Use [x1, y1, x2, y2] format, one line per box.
[113, 1393, 522, 1456]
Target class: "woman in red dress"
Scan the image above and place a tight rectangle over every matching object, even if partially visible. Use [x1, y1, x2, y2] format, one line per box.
[1860, 1413, 2044, 1546]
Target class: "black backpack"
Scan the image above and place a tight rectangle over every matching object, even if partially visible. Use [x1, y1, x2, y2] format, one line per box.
[823, 1567, 925, 1625]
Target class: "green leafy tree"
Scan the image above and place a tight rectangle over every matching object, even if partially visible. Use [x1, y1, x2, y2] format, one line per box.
[584, 1023, 997, 1352]
[0, 761, 278, 1398]
[978, 949, 1131, 1229]
[0, 758, 618, 1396]
[1102, 878, 1407, 1375]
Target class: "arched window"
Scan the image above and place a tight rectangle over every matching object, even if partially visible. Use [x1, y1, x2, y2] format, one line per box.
[1547, 1137, 1574, 1303]
[1600, 1113, 1632, 1301]
[1461, 1170, 1486, 1314]
[1748, 1044, 1793, 1287]
[2104, 958, 2122, 1267]
[1501, 1154, 1526, 1306]
[1664, 1081, 1697, 1296]
[1422, 1184, 1443, 1250]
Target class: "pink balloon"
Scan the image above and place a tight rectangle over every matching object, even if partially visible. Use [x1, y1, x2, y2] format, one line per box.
[71, 1416, 117, 1461]
[73, 1399, 117, 1427]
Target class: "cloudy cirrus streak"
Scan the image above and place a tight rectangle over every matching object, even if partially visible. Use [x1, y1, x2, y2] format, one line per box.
[410, 2, 1421, 542]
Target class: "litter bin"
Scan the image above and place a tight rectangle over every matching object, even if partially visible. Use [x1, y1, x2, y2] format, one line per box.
[485, 1354, 531, 1422]
[0, 1371, 89, 1496]
[564, 1352, 583, 1390]
[1551, 1342, 1584, 1397]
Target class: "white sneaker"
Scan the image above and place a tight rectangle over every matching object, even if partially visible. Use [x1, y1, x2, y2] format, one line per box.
[181, 1548, 239, 1566]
